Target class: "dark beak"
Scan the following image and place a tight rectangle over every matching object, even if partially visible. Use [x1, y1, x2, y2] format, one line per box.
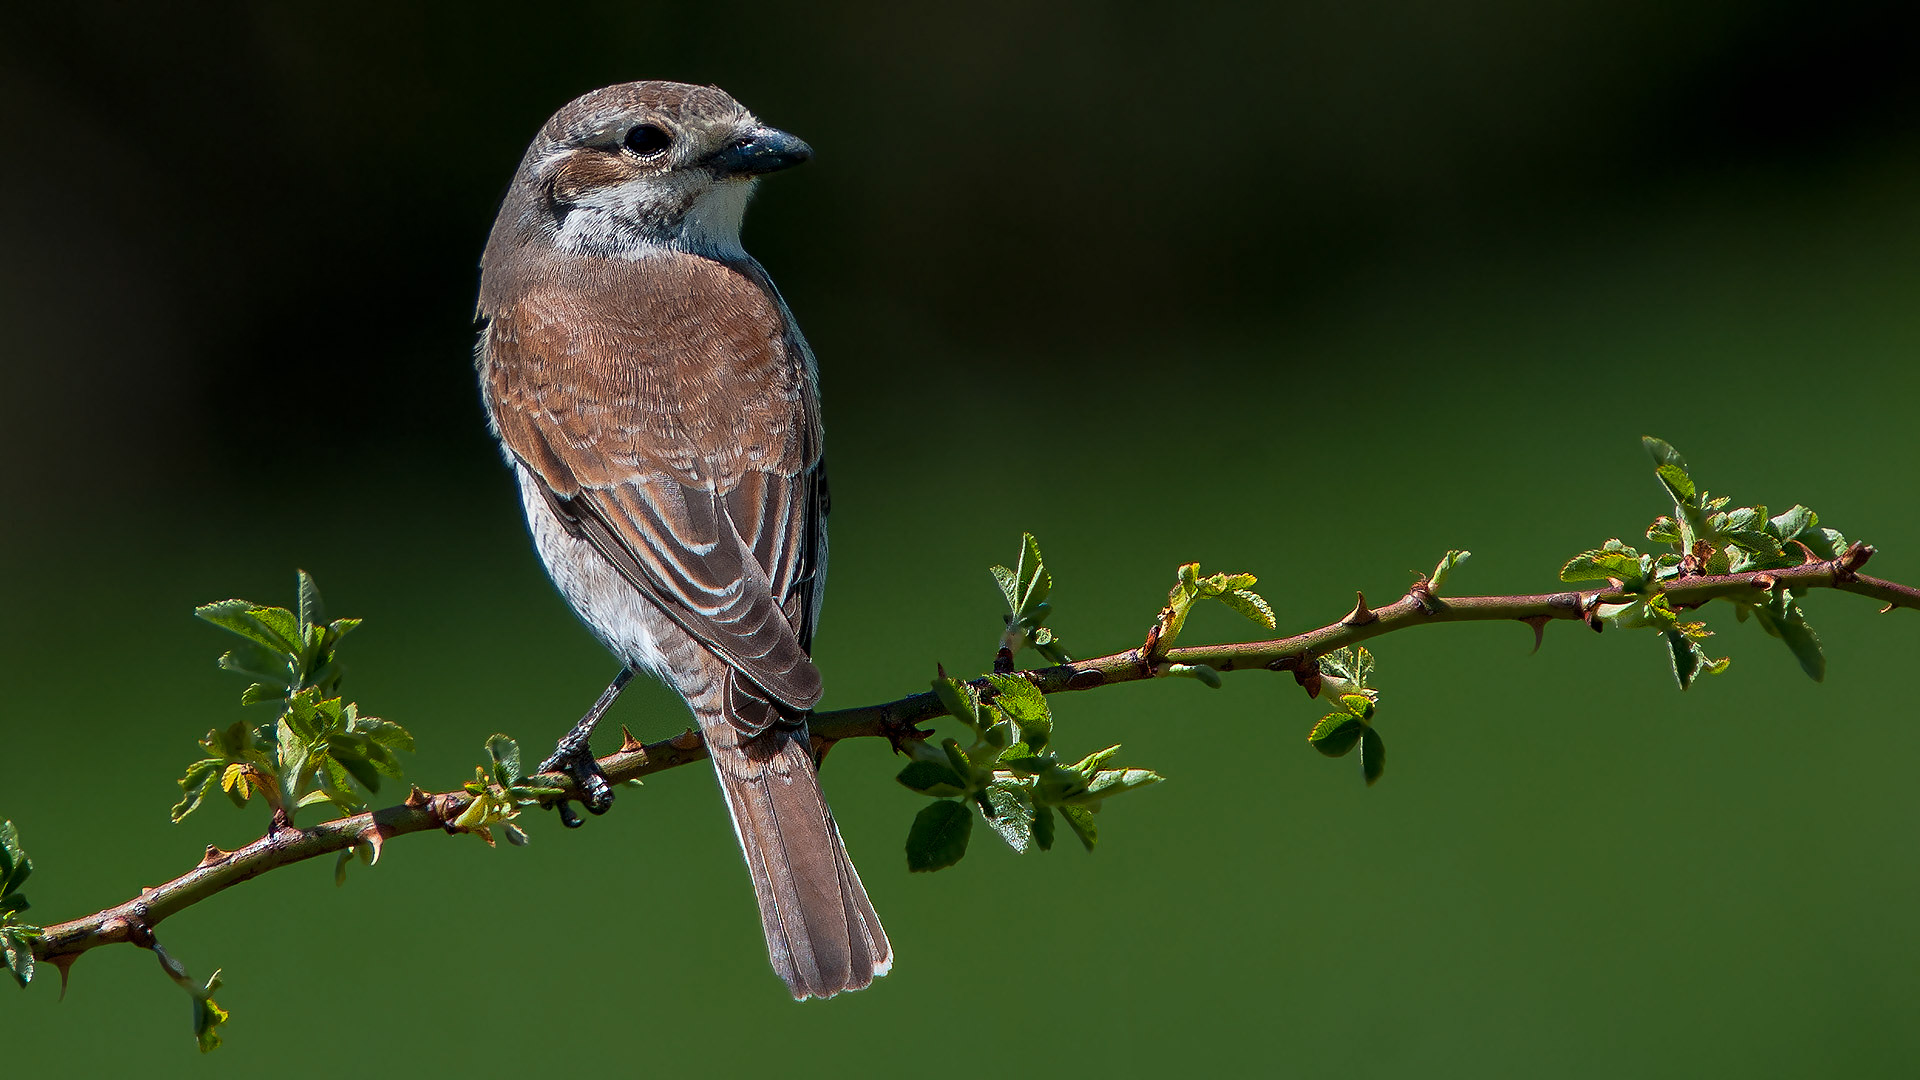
[709, 126, 813, 177]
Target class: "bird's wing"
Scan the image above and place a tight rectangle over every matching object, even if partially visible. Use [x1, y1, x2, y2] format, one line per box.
[481, 253, 824, 714]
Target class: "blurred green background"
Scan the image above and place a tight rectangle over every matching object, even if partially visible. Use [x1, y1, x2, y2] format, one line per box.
[4, 2, 1918, 1075]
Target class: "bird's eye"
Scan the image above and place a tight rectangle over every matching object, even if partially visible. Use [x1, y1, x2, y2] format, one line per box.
[623, 124, 673, 157]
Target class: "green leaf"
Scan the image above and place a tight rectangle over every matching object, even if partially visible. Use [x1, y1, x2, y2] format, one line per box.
[1666, 630, 1701, 690]
[1752, 590, 1826, 682]
[932, 676, 983, 734]
[1068, 744, 1123, 776]
[983, 778, 1037, 853]
[1428, 550, 1471, 592]
[171, 759, 224, 823]
[486, 734, 523, 786]
[1059, 804, 1098, 852]
[1768, 505, 1814, 541]
[984, 673, 1052, 751]
[1031, 805, 1056, 851]
[994, 533, 1051, 617]
[1309, 714, 1364, 757]
[193, 971, 229, 1053]
[990, 564, 1020, 612]
[1076, 766, 1164, 803]
[1655, 463, 1696, 502]
[1643, 435, 1689, 471]
[906, 801, 973, 872]
[1318, 646, 1375, 688]
[0, 821, 30, 900]
[1215, 588, 1276, 629]
[195, 600, 302, 655]
[1360, 727, 1385, 786]
[296, 570, 326, 635]
[1336, 693, 1376, 720]
[896, 760, 969, 797]
[1647, 516, 1682, 544]
[216, 640, 294, 689]
[1560, 541, 1648, 587]
[4, 930, 35, 988]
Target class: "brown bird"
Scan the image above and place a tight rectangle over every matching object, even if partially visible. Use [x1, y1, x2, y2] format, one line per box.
[475, 81, 889, 998]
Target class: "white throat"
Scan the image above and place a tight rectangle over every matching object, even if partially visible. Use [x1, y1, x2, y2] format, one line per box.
[552, 176, 756, 261]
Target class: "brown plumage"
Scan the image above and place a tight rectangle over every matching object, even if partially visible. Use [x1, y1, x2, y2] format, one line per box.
[476, 81, 888, 998]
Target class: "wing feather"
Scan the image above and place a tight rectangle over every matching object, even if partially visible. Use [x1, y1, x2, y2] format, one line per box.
[481, 253, 825, 715]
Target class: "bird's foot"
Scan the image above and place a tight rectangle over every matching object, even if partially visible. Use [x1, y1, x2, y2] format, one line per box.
[540, 734, 614, 829]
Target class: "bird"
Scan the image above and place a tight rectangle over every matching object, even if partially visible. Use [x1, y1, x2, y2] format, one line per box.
[473, 81, 889, 999]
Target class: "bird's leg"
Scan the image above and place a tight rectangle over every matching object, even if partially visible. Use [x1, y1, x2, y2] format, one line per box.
[541, 667, 634, 828]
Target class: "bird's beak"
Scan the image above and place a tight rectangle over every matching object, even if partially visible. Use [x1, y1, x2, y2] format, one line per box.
[709, 126, 814, 177]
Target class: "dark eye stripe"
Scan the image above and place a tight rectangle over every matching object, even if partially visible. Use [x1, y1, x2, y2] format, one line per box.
[624, 124, 672, 157]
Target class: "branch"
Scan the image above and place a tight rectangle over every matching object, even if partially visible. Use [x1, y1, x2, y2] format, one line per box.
[30, 542, 1913, 974]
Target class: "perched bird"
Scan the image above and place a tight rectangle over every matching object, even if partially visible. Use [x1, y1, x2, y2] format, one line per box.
[475, 81, 889, 999]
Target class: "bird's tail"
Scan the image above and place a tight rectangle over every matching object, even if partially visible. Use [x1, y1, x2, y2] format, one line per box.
[698, 674, 890, 999]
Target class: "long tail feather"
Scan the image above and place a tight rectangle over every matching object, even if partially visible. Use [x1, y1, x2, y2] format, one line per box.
[702, 676, 890, 999]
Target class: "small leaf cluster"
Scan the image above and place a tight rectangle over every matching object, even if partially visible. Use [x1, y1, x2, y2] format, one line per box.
[1153, 562, 1276, 655]
[1, 821, 40, 988]
[175, 573, 413, 826]
[454, 735, 563, 847]
[1306, 647, 1386, 786]
[900, 673, 1162, 871]
[151, 942, 227, 1053]
[993, 533, 1070, 664]
[1561, 438, 1849, 688]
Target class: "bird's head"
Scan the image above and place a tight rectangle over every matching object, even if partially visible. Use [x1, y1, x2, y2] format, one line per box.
[497, 81, 812, 260]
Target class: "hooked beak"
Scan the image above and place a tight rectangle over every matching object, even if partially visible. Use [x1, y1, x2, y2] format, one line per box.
[709, 126, 813, 177]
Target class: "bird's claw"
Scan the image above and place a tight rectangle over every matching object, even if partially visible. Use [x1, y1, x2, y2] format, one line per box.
[540, 738, 614, 827]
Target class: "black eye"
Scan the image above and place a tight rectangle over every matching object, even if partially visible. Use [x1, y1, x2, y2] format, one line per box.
[623, 124, 673, 157]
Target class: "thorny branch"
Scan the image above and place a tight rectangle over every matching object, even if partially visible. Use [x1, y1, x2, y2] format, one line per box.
[29, 541, 1917, 975]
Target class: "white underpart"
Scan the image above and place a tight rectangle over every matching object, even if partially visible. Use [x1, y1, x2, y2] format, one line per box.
[516, 465, 670, 679]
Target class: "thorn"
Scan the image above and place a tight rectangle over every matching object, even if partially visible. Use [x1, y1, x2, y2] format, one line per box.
[1792, 540, 1821, 565]
[1752, 573, 1778, 591]
[1522, 616, 1550, 654]
[404, 785, 431, 809]
[618, 725, 647, 754]
[50, 953, 81, 998]
[811, 734, 835, 769]
[358, 823, 387, 865]
[1582, 593, 1606, 633]
[195, 845, 233, 870]
[1835, 542, 1872, 581]
[1880, 602, 1896, 614]
[936, 662, 948, 680]
[1342, 591, 1376, 626]
[669, 728, 702, 751]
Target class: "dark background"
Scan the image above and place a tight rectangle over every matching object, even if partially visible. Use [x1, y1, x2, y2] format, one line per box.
[4, 2, 1918, 1075]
